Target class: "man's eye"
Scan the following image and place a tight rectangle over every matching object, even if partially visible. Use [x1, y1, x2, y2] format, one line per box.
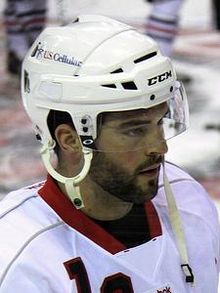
[122, 126, 148, 137]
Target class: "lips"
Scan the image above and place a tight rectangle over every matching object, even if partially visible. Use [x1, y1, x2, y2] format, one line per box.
[138, 165, 160, 176]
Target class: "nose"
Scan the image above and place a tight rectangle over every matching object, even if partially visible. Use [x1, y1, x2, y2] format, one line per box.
[143, 126, 168, 156]
[144, 139, 168, 156]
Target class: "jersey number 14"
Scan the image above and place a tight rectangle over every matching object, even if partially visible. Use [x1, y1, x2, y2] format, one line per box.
[64, 257, 134, 292]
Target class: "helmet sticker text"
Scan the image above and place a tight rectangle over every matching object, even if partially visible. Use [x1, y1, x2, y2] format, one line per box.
[31, 42, 82, 67]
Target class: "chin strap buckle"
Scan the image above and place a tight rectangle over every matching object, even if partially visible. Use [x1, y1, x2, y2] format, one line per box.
[181, 264, 194, 284]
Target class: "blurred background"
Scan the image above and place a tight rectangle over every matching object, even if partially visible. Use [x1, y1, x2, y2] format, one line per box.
[0, 0, 219, 211]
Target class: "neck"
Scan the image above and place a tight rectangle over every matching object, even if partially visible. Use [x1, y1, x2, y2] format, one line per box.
[82, 177, 133, 221]
[57, 176, 133, 221]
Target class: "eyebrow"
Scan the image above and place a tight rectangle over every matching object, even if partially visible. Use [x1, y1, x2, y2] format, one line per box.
[118, 120, 151, 129]
[117, 108, 169, 129]
[103, 103, 169, 129]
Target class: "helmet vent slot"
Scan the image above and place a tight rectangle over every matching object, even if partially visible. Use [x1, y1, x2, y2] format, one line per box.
[101, 84, 117, 88]
[110, 68, 123, 74]
[121, 81, 137, 90]
[134, 51, 157, 64]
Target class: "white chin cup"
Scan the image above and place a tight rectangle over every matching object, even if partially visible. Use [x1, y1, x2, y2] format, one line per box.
[40, 139, 93, 209]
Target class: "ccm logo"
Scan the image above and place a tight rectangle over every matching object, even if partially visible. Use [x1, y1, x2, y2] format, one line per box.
[148, 71, 172, 86]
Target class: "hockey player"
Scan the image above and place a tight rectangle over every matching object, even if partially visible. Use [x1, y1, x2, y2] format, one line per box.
[145, 0, 184, 57]
[145, 0, 192, 84]
[0, 15, 219, 292]
[3, 0, 47, 76]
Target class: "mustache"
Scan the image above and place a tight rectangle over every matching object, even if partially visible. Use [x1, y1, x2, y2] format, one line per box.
[135, 155, 164, 174]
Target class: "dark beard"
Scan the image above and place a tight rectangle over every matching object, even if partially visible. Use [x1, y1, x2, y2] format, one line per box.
[89, 151, 161, 204]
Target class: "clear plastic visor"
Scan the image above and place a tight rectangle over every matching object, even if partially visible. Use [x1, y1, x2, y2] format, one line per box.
[81, 82, 189, 153]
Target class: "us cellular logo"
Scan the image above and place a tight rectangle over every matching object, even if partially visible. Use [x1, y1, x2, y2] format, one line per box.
[31, 42, 82, 67]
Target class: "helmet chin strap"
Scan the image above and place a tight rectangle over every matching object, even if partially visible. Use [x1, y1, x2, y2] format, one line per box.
[40, 139, 93, 209]
[162, 159, 194, 285]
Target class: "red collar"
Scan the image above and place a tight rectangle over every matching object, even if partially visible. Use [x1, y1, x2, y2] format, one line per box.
[39, 175, 161, 254]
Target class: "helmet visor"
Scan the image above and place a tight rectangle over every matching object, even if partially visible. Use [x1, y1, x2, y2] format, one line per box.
[80, 82, 189, 152]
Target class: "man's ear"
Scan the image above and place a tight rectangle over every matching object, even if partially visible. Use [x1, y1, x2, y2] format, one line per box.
[54, 124, 81, 154]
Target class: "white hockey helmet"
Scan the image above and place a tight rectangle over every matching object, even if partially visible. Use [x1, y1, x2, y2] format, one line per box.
[21, 14, 189, 152]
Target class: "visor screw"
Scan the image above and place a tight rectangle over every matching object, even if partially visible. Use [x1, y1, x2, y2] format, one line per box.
[150, 94, 155, 101]
[73, 198, 82, 207]
[170, 86, 173, 92]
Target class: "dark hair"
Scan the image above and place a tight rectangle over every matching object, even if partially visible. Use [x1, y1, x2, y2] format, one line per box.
[47, 109, 74, 155]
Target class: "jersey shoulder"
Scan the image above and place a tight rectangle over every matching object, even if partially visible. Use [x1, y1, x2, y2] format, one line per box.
[157, 161, 219, 236]
[0, 182, 43, 215]
[0, 182, 62, 277]
[162, 161, 193, 182]
[158, 161, 215, 210]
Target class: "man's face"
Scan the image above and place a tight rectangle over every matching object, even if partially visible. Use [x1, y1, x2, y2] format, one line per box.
[88, 103, 168, 204]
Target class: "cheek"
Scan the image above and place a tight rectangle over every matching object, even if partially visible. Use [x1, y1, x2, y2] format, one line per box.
[109, 151, 141, 169]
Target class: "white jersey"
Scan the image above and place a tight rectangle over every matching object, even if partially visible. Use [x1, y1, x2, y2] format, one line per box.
[0, 162, 219, 292]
